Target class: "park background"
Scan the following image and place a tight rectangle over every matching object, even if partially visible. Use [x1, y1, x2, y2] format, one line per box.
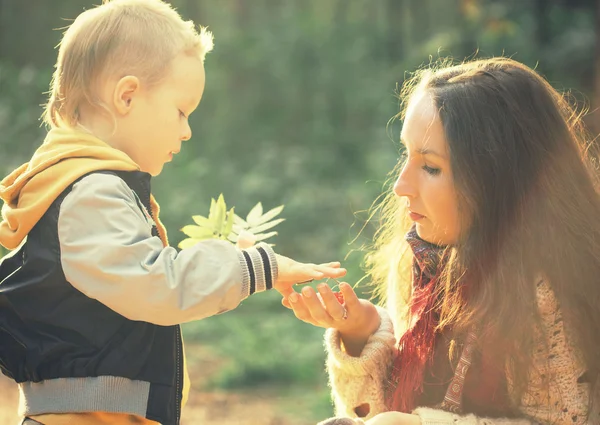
[1, 0, 599, 423]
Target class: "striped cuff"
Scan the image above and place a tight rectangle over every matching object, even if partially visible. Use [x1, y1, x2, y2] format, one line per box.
[239, 243, 279, 298]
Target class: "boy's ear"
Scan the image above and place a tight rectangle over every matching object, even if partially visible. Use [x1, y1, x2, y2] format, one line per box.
[113, 76, 140, 115]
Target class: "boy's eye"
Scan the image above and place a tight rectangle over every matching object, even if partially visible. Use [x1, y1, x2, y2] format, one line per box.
[422, 164, 441, 176]
[179, 110, 187, 118]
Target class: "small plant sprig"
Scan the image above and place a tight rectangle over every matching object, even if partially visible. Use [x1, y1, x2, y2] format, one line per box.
[178, 194, 285, 249]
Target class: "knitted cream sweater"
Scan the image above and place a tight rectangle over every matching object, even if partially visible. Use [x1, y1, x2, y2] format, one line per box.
[324, 280, 599, 425]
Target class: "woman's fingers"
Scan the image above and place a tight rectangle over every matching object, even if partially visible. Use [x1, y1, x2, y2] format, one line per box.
[284, 286, 345, 326]
[317, 283, 347, 321]
[301, 286, 335, 323]
[284, 282, 357, 329]
[339, 282, 360, 312]
[287, 291, 320, 326]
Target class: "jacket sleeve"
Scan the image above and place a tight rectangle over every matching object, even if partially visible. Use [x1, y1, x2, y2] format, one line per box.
[57, 173, 278, 326]
[325, 305, 397, 419]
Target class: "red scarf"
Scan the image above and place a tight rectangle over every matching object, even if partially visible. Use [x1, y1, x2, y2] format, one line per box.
[388, 226, 445, 412]
[388, 227, 512, 415]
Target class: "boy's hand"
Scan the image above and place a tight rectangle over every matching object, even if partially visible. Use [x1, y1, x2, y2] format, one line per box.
[274, 254, 346, 297]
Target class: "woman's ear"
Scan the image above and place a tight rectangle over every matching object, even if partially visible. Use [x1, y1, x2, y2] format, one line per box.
[113, 76, 140, 115]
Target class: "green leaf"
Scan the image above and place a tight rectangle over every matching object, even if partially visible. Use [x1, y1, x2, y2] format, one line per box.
[181, 196, 284, 247]
[246, 202, 263, 227]
[214, 194, 227, 232]
[192, 215, 214, 228]
[254, 205, 285, 226]
[254, 231, 278, 242]
[248, 218, 285, 234]
[178, 238, 200, 249]
[180, 225, 217, 239]
[209, 198, 217, 219]
[223, 207, 235, 238]
[233, 214, 248, 228]
[232, 224, 245, 234]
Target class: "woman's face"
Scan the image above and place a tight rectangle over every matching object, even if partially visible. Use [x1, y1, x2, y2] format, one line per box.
[394, 90, 462, 246]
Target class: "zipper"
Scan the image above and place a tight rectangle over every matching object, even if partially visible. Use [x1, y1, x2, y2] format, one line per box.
[138, 177, 156, 236]
[175, 326, 183, 423]
[138, 175, 183, 423]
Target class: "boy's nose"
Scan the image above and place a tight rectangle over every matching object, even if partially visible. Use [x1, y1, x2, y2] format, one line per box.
[181, 124, 192, 141]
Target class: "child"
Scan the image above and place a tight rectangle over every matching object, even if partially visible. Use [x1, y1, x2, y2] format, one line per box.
[0, 1, 346, 424]
[286, 58, 600, 424]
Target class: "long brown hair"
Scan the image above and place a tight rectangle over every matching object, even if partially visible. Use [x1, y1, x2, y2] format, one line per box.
[366, 57, 600, 403]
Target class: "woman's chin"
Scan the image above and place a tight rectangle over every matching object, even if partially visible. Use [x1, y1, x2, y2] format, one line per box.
[415, 224, 448, 246]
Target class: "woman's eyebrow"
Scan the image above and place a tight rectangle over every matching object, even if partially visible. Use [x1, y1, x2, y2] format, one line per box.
[400, 138, 447, 160]
[416, 147, 447, 159]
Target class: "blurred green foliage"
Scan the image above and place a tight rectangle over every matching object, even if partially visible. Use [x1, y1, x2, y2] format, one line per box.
[1, 0, 598, 418]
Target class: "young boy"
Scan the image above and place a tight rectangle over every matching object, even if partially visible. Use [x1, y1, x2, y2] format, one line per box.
[0, 1, 345, 424]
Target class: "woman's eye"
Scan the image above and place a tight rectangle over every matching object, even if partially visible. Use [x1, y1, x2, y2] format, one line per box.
[422, 164, 441, 176]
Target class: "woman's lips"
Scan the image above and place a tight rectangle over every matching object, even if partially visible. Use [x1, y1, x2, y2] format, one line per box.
[409, 211, 425, 221]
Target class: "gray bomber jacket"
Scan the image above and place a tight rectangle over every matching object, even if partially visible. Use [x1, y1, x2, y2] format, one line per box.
[0, 170, 277, 425]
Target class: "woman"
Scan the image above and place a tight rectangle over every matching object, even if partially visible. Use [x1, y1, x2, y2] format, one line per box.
[284, 57, 600, 424]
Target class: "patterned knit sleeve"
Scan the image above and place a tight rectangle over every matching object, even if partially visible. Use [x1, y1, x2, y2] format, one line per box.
[412, 279, 599, 425]
[324, 306, 397, 419]
[515, 280, 596, 424]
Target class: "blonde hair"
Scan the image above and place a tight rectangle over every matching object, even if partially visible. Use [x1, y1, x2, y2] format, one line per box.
[43, 0, 214, 128]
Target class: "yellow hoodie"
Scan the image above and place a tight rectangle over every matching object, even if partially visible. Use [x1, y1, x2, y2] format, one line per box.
[0, 127, 189, 425]
[0, 127, 169, 250]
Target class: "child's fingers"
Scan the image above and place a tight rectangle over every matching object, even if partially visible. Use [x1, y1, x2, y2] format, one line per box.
[314, 264, 347, 279]
[319, 262, 342, 268]
[305, 268, 325, 280]
[282, 296, 292, 309]
[317, 283, 348, 321]
[278, 287, 295, 299]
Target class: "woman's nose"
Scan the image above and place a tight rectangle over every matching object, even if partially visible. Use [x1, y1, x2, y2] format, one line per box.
[393, 164, 416, 199]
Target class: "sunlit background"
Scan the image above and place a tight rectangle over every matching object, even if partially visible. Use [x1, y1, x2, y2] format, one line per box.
[1, 1, 598, 423]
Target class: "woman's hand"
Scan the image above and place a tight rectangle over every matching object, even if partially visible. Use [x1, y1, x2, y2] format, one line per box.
[366, 412, 421, 425]
[283, 281, 381, 356]
[274, 255, 346, 298]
